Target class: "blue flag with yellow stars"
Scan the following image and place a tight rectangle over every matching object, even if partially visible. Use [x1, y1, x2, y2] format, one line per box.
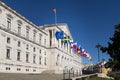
[55, 31, 64, 40]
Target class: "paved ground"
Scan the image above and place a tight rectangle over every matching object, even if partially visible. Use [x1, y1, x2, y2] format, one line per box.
[0, 73, 63, 80]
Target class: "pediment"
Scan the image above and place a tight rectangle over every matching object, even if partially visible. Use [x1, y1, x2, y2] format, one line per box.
[42, 23, 73, 40]
[57, 24, 73, 40]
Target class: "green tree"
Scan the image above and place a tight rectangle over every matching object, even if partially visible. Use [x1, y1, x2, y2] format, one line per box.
[100, 24, 120, 71]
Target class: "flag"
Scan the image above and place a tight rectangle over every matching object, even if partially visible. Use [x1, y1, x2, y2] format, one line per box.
[55, 31, 60, 40]
[55, 31, 64, 40]
[89, 56, 93, 61]
[80, 49, 86, 56]
[85, 53, 90, 58]
[52, 8, 56, 13]
[76, 48, 80, 53]
[87, 54, 93, 61]
[83, 53, 87, 57]
[63, 36, 70, 44]
[70, 42, 77, 49]
[78, 45, 82, 53]
[70, 40, 73, 44]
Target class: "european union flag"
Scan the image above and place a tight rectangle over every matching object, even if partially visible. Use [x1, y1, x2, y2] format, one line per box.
[55, 31, 64, 40]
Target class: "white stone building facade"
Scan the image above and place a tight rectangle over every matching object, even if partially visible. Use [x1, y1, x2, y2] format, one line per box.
[0, 1, 82, 74]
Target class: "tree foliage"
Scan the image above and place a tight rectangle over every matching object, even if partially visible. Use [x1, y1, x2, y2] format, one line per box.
[100, 24, 120, 71]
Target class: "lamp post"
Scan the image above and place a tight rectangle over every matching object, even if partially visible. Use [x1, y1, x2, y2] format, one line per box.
[96, 43, 101, 63]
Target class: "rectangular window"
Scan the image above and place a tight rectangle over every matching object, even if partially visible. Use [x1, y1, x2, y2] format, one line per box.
[33, 69, 36, 72]
[17, 68, 21, 71]
[6, 48, 10, 59]
[6, 67, 10, 70]
[17, 51, 20, 61]
[26, 69, 29, 71]
[26, 44, 29, 50]
[7, 18, 11, 30]
[26, 28, 29, 39]
[33, 54, 36, 64]
[18, 24, 21, 35]
[44, 57, 47, 65]
[44, 39, 46, 46]
[39, 56, 42, 64]
[39, 49, 41, 54]
[61, 40, 63, 48]
[33, 47, 36, 52]
[49, 30, 52, 47]
[39, 34, 42, 45]
[7, 37, 10, 44]
[33, 30, 36, 42]
[56, 54, 59, 66]
[17, 41, 21, 47]
[26, 53, 29, 62]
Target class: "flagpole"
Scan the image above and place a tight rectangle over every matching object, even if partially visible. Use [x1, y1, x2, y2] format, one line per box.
[52, 8, 57, 24]
[55, 11, 57, 24]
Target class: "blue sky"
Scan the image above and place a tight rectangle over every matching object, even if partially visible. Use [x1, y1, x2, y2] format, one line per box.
[2, 0, 120, 64]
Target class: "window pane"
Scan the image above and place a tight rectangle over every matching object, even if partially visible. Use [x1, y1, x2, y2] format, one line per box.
[18, 24, 21, 35]
[17, 41, 21, 47]
[7, 37, 10, 43]
[26, 28, 29, 39]
[7, 18, 11, 30]
[6, 48, 10, 59]
[17, 51, 20, 61]
[26, 54, 29, 62]
[33, 55, 36, 63]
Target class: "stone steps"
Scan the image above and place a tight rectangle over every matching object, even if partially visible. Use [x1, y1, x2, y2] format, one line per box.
[0, 73, 63, 80]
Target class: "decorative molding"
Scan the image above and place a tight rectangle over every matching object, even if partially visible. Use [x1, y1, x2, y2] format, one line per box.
[26, 51, 30, 54]
[17, 49, 21, 51]
[6, 46, 12, 49]
[26, 25, 31, 29]
[17, 20, 23, 25]
[6, 13, 13, 19]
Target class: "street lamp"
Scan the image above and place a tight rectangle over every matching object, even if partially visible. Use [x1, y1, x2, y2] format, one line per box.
[96, 43, 101, 63]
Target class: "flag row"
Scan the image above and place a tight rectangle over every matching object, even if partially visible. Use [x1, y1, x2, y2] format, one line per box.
[55, 31, 93, 61]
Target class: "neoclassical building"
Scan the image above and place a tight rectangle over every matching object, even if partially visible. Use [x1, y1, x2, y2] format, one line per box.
[0, 1, 82, 74]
